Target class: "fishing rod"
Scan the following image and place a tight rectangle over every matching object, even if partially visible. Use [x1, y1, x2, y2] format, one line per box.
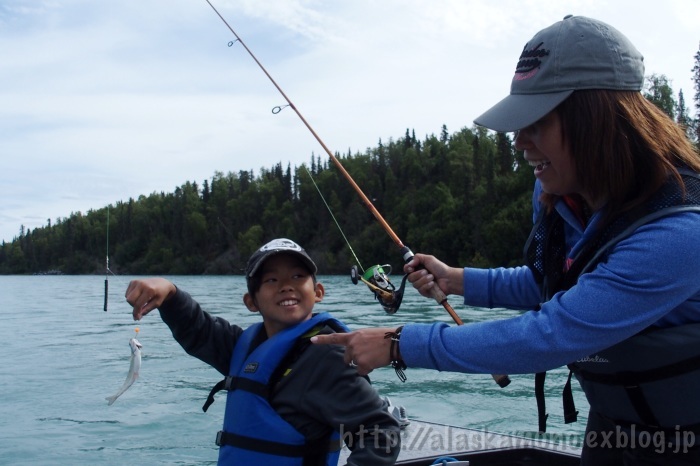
[103, 205, 117, 312]
[104, 206, 110, 312]
[302, 165, 408, 314]
[204, 0, 510, 388]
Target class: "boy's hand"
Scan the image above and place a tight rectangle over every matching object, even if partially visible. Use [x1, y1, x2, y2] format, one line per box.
[311, 327, 396, 376]
[125, 278, 177, 321]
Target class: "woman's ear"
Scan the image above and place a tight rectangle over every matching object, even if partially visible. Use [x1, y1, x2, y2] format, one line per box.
[314, 282, 325, 303]
[243, 293, 259, 313]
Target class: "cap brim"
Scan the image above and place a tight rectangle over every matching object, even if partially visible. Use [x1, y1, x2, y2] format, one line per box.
[247, 250, 317, 278]
[473, 90, 573, 133]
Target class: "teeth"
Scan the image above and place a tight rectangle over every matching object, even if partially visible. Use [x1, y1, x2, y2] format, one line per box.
[529, 160, 551, 170]
[279, 300, 298, 306]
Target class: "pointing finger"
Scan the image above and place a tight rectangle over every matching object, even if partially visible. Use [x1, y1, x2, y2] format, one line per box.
[310, 333, 352, 346]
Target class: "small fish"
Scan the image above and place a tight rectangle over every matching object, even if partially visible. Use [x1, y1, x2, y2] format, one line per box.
[106, 338, 142, 406]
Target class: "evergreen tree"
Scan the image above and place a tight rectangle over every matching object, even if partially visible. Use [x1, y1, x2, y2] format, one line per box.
[440, 124, 449, 143]
[677, 89, 694, 141]
[692, 42, 700, 145]
[643, 74, 676, 119]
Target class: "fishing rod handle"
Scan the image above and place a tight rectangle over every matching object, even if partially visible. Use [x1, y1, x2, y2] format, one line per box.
[441, 299, 510, 387]
[400, 246, 452, 308]
[493, 374, 511, 388]
[401, 247, 511, 388]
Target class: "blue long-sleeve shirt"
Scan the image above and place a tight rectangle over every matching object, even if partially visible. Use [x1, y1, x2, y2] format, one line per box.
[401, 181, 700, 375]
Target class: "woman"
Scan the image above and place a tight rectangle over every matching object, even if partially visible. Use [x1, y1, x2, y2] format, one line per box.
[313, 15, 700, 465]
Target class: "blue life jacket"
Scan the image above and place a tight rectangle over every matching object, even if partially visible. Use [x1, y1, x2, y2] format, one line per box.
[211, 313, 348, 466]
[524, 170, 700, 432]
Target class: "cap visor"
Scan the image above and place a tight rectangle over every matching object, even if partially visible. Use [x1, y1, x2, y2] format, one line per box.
[247, 251, 317, 278]
[473, 91, 573, 132]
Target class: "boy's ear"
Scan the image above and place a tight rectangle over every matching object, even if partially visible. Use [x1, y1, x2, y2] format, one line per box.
[314, 282, 325, 303]
[243, 293, 259, 313]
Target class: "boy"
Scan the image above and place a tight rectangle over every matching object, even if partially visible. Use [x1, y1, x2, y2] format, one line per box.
[126, 238, 401, 465]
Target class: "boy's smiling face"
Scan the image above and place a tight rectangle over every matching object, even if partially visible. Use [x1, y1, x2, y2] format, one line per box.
[243, 253, 324, 337]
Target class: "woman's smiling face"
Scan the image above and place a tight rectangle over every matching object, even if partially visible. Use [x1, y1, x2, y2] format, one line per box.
[515, 110, 582, 200]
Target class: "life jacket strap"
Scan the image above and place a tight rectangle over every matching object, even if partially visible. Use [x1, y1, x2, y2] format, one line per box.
[624, 384, 660, 427]
[574, 353, 700, 385]
[535, 370, 581, 432]
[562, 370, 579, 424]
[534, 372, 548, 433]
[215, 430, 343, 463]
[202, 375, 269, 412]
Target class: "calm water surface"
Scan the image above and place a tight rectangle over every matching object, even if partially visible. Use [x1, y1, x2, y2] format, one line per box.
[0, 275, 587, 464]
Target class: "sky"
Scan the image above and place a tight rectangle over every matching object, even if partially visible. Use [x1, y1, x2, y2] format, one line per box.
[1, 0, 699, 244]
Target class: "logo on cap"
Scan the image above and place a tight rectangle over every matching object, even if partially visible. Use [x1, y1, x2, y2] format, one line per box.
[514, 41, 550, 81]
[258, 238, 303, 253]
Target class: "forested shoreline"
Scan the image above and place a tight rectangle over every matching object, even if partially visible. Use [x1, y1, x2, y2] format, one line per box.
[1, 126, 535, 275]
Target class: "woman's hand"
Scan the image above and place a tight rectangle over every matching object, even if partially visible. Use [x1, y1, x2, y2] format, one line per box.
[311, 327, 397, 376]
[403, 253, 464, 297]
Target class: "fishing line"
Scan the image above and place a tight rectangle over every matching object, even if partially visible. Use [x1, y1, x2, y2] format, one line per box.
[302, 166, 406, 313]
[203, 0, 510, 387]
[301, 165, 365, 272]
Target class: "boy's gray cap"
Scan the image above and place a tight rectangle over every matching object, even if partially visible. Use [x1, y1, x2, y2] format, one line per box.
[474, 15, 644, 132]
[246, 238, 317, 280]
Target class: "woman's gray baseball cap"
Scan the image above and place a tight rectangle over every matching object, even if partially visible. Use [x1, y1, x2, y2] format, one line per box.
[474, 15, 645, 133]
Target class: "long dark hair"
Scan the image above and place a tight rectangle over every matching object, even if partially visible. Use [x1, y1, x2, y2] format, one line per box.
[542, 90, 700, 226]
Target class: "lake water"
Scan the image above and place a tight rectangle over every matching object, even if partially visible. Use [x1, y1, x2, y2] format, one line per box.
[0, 275, 587, 464]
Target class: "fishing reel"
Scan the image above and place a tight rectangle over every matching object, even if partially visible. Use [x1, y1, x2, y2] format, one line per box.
[351, 264, 409, 314]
